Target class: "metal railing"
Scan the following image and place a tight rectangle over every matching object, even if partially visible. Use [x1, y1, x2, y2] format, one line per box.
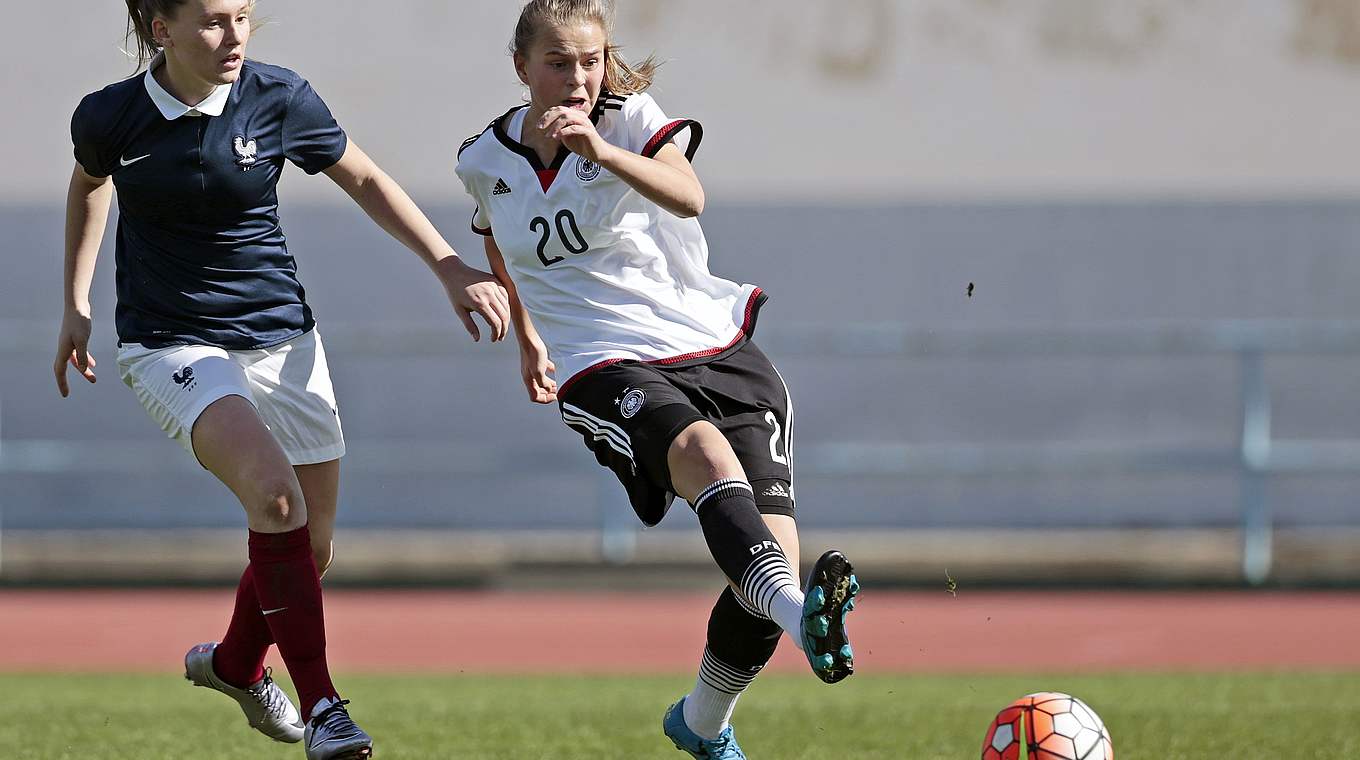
[4, 319, 1360, 584]
[759, 320, 1360, 584]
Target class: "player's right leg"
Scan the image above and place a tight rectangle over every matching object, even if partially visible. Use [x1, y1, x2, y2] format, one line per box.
[701, 342, 859, 684]
[666, 422, 811, 653]
[114, 345, 308, 743]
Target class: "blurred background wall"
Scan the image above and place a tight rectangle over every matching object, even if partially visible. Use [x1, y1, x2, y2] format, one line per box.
[2, 0, 1358, 586]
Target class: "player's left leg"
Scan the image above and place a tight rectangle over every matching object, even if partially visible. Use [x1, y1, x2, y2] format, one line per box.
[295, 460, 339, 577]
[664, 587, 774, 759]
[240, 331, 370, 759]
[211, 461, 336, 694]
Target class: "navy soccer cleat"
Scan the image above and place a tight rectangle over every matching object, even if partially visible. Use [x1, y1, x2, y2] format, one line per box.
[304, 698, 373, 760]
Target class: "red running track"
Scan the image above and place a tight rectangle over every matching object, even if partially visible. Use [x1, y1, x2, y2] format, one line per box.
[0, 590, 1356, 673]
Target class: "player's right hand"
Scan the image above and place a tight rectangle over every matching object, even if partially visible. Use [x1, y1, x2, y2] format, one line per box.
[520, 341, 557, 404]
[54, 309, 97, 397]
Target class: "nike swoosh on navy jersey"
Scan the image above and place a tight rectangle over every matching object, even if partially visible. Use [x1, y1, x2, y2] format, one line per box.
[119, 154, 151, 167]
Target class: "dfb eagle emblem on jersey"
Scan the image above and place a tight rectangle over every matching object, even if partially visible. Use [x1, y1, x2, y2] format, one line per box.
[619, 388, 645, 419]
[576, 157, 601, 182]
[233, 135, 258, 168]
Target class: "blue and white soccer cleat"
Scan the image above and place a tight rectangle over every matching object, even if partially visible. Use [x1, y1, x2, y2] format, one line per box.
[663, 698, 747, 759]
[304, 698, 373, 760]
[183, 641, 304, 743]
[801, 550, 860, 684]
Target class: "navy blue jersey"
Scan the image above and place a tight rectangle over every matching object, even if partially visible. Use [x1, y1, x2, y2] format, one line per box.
[71, 59, 347, 349]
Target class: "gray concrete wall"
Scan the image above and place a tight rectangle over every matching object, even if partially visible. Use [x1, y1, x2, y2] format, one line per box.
[4, 202, 1358, 532]
[5, 1, 1360, 203]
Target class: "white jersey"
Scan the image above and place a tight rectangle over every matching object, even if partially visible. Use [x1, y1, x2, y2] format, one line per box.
[455, 92, 762, 390]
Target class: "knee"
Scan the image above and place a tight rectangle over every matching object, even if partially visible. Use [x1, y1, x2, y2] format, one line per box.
[668, 421, 746, 498]
[251, 479, 306, 530]
[668, 421, 721, 463]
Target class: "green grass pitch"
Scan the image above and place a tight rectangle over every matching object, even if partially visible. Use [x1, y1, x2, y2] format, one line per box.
[1, 672, 1356, 758]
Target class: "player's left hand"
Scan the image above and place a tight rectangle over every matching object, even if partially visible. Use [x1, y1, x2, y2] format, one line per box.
[538, 106, 615, 164]
[520, 339, 557, 404]
[435, 256, 511, 342]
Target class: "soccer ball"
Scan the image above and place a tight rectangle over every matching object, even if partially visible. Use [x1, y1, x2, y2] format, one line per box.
[981, 692, 1113, 760]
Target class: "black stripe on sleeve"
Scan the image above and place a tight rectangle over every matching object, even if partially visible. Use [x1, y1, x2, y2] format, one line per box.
[471, 207, 493, 236]
[642, 119, 703, 161]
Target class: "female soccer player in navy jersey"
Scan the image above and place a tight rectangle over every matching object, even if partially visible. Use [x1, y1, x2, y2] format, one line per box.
[455, 2, 861, 757]
[54, 2, 510, 758]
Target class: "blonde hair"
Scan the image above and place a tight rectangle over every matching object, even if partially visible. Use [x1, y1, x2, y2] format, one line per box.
[511, 0, 659, 95]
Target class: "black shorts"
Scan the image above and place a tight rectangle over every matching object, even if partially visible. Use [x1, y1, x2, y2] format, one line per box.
[558, 340, 796, 527]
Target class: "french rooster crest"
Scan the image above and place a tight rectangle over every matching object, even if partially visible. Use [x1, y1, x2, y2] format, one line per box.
[233, 135, 258, 165]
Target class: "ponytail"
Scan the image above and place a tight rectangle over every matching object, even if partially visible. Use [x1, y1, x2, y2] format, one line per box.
[124, 0, 191, 72]
[603, 45, 658, 96]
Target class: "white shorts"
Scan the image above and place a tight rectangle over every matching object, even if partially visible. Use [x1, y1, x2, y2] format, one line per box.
[116, 329, 345, 466]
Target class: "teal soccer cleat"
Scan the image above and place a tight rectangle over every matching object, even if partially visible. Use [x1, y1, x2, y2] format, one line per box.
[663, 698, 747, 759]
[801, 550, 860, 684]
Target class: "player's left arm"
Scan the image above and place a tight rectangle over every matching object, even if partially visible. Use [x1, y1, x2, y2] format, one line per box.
[323, 141, 510, 342]
[539, 107, 704, 218]
[484, 235, 557, 404]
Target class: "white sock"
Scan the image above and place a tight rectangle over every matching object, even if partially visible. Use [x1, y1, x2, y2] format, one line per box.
[683, 648, 758, 739]
[738, 553, 807, 650]
[768, 585, 806, 651]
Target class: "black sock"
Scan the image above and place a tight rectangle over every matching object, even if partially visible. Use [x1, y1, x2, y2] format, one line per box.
[692, 479, 802, 633]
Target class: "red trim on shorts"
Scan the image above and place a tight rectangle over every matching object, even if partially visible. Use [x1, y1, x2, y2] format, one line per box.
[558, 287, 764, 397]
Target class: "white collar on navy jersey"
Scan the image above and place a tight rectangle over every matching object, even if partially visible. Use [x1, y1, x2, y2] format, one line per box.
[143, 52, 233, 119]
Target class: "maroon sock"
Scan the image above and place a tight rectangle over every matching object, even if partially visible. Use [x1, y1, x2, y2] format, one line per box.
[212, 565, 275, 688]
[248, 525, 337, 720]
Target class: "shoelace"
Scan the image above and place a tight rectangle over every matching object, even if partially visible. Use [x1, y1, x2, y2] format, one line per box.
[311, 699, 356, 734]
[247, 669, 290, 718]
[701, 730, 733, 757]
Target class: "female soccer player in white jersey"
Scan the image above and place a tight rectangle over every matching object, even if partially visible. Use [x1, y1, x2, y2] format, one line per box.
[455, 2, 861, 757]
[54, 2, 510, 758]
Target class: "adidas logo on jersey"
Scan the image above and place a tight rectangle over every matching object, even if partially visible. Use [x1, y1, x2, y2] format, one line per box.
[762, 482, 792, 499]
[492, 178, 512, 196]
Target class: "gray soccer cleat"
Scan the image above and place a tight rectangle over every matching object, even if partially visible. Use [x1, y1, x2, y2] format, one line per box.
[304, 698, 373, 760]
[184, 642, 304, 743]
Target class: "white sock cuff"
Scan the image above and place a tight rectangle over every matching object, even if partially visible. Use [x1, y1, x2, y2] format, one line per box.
[691, 478, 753, 513]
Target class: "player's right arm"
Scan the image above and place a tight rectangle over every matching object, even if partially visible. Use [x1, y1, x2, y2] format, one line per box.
[483, 235, 557, 405]
[55, 163, 113, 397]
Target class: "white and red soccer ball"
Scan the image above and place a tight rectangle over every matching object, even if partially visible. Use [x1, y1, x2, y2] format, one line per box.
[982, 692, 1113, 760]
